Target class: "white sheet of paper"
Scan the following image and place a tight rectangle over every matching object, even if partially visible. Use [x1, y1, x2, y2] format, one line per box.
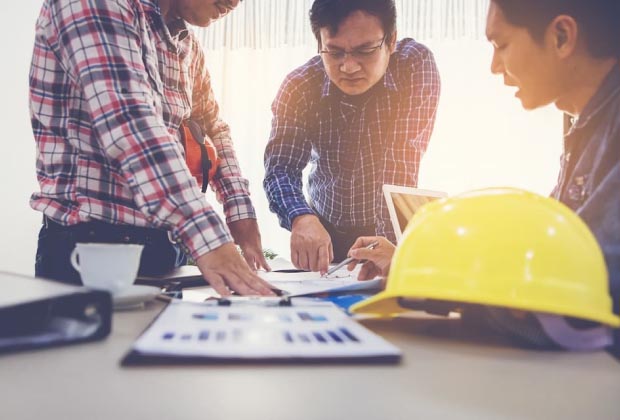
[259, 264, 381, 296]
[131, 300, 401, 360]
[181, 275, 381, 301]
[183, 287, 222, 303]
[139, 258, 382, 299]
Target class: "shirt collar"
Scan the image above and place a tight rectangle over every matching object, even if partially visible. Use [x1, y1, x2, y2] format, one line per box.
[570, 61, 620, 133]
[320, 60, 399, 100]
[141, 0, 190, 53]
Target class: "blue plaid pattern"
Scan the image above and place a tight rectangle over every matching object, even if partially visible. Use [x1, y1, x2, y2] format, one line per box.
[264, 39, 440, 240]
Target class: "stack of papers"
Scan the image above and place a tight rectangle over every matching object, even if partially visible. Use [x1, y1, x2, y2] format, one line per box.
[142, 258, 383, 301]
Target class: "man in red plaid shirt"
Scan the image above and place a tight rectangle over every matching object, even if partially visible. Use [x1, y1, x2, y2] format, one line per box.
[30, 0, 274, 296]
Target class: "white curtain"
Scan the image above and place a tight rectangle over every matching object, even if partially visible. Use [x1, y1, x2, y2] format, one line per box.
[196, 0, 562, 259]
[197, 0, 491, 49]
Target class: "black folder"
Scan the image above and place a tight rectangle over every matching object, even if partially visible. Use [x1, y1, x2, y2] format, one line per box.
[0, 271, 112, 354]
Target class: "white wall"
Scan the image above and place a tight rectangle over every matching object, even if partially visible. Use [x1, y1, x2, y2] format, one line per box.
[0, 1, 42, 275]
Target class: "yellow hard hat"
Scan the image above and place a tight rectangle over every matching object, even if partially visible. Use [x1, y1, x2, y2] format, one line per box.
[351, 187, 620, 327]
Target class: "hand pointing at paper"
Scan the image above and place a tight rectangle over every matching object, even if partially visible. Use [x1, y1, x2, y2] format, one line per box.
[346, 236, 396, 281]
[290, 214, 333, 274]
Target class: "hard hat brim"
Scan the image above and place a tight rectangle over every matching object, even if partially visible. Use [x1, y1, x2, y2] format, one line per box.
[351, 289, 620, 327]
[350, 291, 407, 318]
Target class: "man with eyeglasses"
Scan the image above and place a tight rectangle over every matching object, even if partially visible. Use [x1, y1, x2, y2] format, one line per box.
[30, 0, 276, 297]
[264, 0, 440, 273]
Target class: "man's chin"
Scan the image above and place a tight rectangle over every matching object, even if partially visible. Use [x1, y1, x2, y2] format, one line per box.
[516, 92, 544, 111]
[336, 81, 371, 96]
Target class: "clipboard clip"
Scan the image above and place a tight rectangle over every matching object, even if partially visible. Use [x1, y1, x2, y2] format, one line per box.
[216, 296, 292, 307]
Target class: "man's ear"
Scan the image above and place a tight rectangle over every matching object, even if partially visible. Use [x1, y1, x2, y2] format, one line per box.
[549, 15, 578, 58]
[388, 30, 398, 54]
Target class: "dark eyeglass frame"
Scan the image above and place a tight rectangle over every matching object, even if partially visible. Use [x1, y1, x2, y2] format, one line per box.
[319, 35, 388, 62]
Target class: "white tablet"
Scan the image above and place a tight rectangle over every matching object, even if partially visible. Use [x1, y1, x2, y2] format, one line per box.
[382, 184, 448, 241]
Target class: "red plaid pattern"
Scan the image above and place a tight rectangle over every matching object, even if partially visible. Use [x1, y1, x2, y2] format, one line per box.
[29, 0, 256, 260]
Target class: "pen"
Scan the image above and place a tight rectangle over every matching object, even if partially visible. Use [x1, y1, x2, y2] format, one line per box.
[322, 241, 380, 277]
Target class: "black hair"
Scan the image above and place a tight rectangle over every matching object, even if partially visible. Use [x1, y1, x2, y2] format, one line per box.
[309, 0, 397, 47]
[492, 0, 620, 58]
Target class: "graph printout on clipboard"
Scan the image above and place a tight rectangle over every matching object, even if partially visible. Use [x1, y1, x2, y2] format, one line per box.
[123, 299, 401, 364]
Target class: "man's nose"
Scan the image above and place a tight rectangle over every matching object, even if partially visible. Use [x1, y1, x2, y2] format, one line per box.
[340, 54, 362, 74]
[490, 50, 504, 75]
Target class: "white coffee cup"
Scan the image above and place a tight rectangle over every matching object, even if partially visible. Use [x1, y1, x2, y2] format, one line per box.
[70, 243, 144, 294]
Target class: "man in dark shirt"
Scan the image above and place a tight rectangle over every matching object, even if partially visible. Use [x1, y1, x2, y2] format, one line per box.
[350, 0, 620, 351]
[486, 0, 620, 318]
[263, 0, 440, 273]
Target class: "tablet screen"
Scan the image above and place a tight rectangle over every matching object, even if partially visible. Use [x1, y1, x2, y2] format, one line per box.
[390, 192, 442, 234]
[382, 185, 447, 240]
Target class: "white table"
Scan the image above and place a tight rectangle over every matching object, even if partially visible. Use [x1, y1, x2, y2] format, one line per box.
[1, 301, 618, 420]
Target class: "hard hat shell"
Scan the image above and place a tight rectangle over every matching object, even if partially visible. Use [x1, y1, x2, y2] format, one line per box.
[351, 188, 620, 327]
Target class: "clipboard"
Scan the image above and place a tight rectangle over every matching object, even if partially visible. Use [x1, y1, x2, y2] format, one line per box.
[121, 298, 401, 365]
[0, 271, 112, 354]
[136, 265, 205, 288]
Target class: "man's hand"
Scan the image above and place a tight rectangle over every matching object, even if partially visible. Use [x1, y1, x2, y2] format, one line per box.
[290, 214, 333, 274]
[228, 218, 271, 271]
[195, 243, 276, 297]
[347, 236, 396, 281]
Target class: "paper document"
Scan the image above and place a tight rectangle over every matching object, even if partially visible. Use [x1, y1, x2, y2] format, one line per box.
[125, 299, 401, 363]
[138, 259, 382, 298]
[259, 263, 382, 296]
[182, 267, 381, 301]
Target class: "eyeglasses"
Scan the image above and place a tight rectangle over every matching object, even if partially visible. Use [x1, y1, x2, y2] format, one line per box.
[319, 36, 387, 62]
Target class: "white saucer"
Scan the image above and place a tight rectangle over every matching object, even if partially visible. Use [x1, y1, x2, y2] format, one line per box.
[113, 284, 160, 309]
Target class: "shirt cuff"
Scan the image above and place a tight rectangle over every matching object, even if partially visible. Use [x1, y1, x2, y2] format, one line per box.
[214, 177, 256, 223]
[283, 204, 315, 231]
[223, 193, 257, 224]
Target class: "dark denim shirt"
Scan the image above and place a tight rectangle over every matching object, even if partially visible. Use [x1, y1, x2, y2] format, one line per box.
[551, 62, 620, 314]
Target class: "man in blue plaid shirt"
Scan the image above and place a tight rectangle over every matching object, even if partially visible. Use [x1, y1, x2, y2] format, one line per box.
[264, 0, 440, 273]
